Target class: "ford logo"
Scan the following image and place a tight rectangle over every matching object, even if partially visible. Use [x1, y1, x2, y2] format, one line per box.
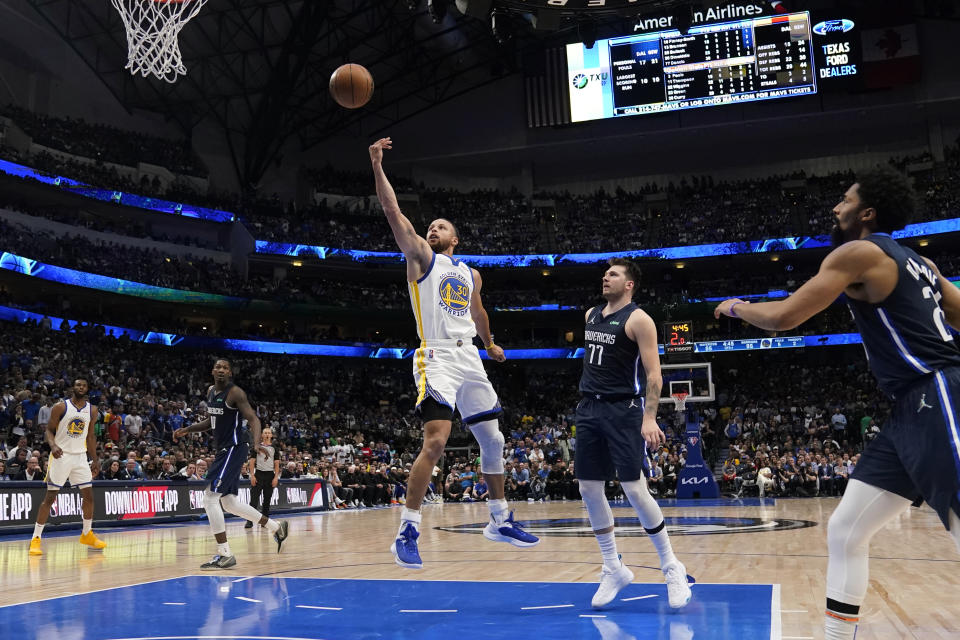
[813, 19, 854, 35]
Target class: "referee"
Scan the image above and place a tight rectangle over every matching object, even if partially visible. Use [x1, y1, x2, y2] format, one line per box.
[246, 427, 280, 529]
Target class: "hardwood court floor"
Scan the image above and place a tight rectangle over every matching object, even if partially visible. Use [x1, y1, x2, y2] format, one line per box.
[0, 497, 957, 639]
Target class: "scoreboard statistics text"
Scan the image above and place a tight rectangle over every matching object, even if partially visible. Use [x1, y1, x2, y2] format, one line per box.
[567, 12, 816, 122]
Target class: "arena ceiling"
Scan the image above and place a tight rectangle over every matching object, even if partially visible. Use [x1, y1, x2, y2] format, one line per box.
[25, 0, 689, 186]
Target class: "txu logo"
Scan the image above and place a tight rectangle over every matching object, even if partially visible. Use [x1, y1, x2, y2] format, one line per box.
[572, 73, 588, 89]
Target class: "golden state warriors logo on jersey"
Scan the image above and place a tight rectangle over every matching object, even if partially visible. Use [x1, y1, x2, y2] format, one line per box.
[67, 417, 86, 438]
[438, 273, 470, 317]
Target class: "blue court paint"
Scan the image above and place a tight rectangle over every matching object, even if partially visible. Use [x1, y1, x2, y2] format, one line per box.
[0, 576, 778, 640]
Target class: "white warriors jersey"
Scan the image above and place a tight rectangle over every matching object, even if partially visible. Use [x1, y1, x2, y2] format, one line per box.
[56, 398, 91, 454]
[408, 252, 477, 342]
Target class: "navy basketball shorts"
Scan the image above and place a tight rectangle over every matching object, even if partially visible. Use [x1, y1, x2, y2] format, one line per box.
[574, 396, 650, 482]
[206, 443, 249, 497]
[852, 366, 960, 529]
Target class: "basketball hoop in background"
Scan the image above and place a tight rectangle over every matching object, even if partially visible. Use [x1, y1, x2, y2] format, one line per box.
[671, 390, 689, 413]
[111, 0, 208, 83]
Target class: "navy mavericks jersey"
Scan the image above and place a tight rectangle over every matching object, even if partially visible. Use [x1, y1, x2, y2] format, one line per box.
[579, 302, 646, 397]
[847, 233, 960, 396]
[207, 383, 242, 449]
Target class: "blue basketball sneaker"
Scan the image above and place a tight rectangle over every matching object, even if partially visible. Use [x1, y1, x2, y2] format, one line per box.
[483, 511, 540, 547]
[390, 522, 423, 569]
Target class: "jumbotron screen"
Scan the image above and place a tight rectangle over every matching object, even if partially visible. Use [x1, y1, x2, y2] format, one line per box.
[566, 11, 816, 122]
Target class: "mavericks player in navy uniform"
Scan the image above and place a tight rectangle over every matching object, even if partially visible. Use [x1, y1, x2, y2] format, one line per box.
[577, 258, 691, 609]
[174, 359, 290, 569]
[370, 137, 538, 570]
[715, 167, 960, 640]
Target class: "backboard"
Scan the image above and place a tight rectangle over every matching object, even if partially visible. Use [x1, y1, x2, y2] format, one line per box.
[660, 362, 714, 408]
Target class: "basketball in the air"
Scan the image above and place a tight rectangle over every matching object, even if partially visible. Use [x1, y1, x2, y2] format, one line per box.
[329, 64, 374, 109]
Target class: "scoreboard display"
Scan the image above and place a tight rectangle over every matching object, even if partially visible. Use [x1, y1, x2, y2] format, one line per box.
[664, 321, 694, 354]
[566, 11, 816, 122]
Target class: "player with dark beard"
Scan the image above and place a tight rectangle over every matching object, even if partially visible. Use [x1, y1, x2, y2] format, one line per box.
[715, 167, 960, 639]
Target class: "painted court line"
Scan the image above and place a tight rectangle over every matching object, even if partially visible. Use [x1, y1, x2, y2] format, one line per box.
[399, 609, 457, 613]
[620, 594, 658, 602]
[0, 576, 184, 609]
[770, 583, 782, 640]
[579, 614, 606, 618]
[232, 577, 254, 583]
[234, 596, 261, 603]
[162, 602, 186, 606]
[295, 605, 343, 611]
[520, 604, 574, 610]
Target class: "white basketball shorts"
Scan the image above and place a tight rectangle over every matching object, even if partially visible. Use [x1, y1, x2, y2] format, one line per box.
[46, 452, 93, 489]
[412, 342, 501, 423]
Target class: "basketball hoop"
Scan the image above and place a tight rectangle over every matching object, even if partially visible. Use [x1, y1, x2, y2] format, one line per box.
[671, 391, 689, 413]
[111, 0, 208, 83]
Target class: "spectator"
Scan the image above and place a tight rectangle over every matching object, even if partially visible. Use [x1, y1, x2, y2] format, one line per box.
[472, 477, 489, 501]
[100, 459, 129, 480]
[158, 459, 177, 480]
[125, 458, 145, 480]
[7, 448, 29, 478]
[13, 456, 42, 481]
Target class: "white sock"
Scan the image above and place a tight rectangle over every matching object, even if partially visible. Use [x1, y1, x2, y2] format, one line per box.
[264, 519, 280, 534]
[33, 523, 45, 540]
[398, 507, 421, 536]
[645, 522, 678, 568]
[596, 531, 621, 570]
[488, 498, 508, 523]
[82, 519, 92, 535]
[217, 541, 232, 557]
[824, 612, 859, 640]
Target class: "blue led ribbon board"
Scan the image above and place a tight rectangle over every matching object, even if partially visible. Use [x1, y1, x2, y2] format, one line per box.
[0, 303, 867, 358]
[0, 158, 233, 222]
[0, 575, 781, 640]
[0, 156, 956, 265]
[255, 217, 960, 266]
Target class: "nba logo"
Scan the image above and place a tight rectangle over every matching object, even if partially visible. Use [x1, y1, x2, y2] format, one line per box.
[688, 436, 699, 447]
[428, 349, 434, 359]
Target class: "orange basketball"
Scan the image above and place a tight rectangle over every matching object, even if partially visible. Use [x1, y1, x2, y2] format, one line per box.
[329, 63, 374, 109]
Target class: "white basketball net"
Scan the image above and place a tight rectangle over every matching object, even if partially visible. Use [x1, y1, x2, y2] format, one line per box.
[672, 392, 689, 413]
[111, 0, 208, 83]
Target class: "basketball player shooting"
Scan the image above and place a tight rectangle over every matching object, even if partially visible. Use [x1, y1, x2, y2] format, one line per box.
[714, 167, 960, 640]
[29, 378, 106, 555]
[576, 259, 691, 609]
[173, 359, 289, 569]
[369, 137, 539, 569]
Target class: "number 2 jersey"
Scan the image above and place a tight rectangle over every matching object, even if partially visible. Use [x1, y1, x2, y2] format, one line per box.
[846, 233, 960, 397]
[579, 302, 646, 398]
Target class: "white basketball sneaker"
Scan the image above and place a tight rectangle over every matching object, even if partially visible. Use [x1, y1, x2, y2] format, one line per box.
[591, 562, 634, 609]
[663, 561, 692, 609]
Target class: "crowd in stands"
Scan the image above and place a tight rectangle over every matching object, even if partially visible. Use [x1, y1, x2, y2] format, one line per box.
[0, 197, 224, 250]
[3, 107, 958, 256]
[0, 317, 890, 507]
[1, 105, 206, 177]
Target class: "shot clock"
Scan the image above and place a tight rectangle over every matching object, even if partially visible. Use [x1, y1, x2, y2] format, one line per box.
[664, 321, 694, 355]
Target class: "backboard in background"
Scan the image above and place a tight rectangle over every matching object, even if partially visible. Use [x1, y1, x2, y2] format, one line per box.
[660, 362, 714, 408]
